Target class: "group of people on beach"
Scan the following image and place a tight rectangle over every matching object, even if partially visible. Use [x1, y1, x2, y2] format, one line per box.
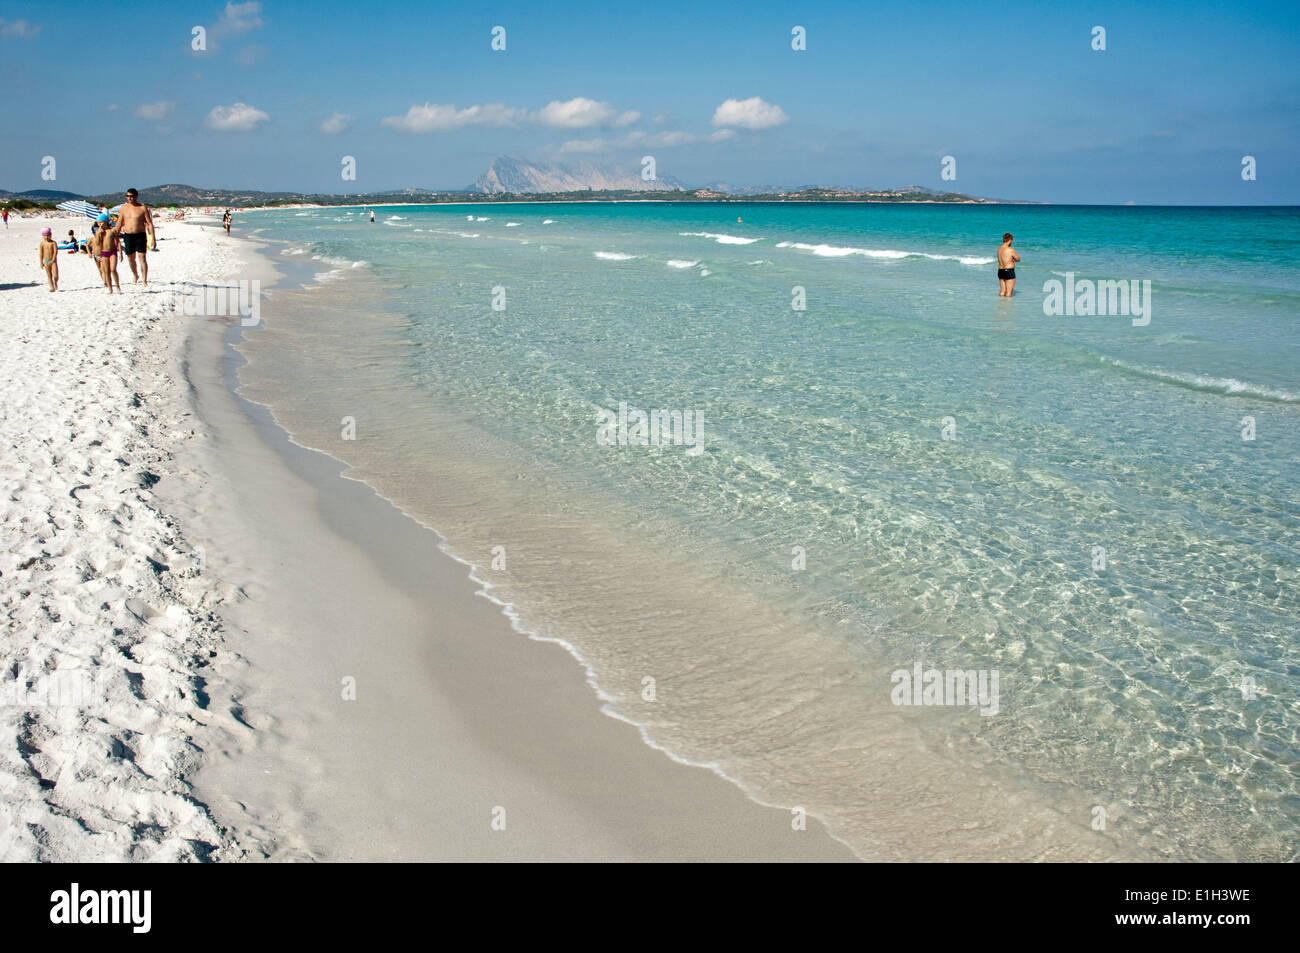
[36, 188, 157, 294]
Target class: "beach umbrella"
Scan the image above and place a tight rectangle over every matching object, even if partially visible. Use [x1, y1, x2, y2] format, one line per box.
[109, 204, 123, 213]
[56, 199, 102, 219]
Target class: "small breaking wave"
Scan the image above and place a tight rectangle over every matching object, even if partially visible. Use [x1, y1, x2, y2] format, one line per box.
[776, 241, 993, 265]
[595, 251, 639, 261]
[1100, 357, 1300, 403]
[680, 231, 761, 245]
[666, 259, 699, 269]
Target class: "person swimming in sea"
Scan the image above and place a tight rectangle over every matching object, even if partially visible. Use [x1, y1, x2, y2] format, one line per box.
[997, 232, 1020, 297]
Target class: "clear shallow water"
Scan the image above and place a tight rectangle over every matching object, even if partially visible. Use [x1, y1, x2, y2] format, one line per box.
[239, 203, 1299, 860]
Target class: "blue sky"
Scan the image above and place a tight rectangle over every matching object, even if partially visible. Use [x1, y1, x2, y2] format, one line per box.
[1, 0, 1296, 202]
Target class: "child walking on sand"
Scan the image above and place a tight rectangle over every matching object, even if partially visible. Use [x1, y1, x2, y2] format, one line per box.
[38, 227, 58, 292]
[91, 213, 121, 294]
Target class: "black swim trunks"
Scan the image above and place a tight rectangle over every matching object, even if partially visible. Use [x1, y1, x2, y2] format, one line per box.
[122, 232, 148, 255]
[997, 268, 1015, 280]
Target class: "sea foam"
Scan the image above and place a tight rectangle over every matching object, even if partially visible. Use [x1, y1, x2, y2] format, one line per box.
[680, 231, 761, 245]
[775, 240, 992, 265]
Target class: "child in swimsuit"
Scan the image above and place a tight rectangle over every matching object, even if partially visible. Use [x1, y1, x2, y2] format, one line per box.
[92, 214, 121, 294]
[39, 227, 59, 292]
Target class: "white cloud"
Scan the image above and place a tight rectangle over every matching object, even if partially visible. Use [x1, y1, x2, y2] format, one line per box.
[320, 112, 354, 135]
[219, 1, 263, 33]
[135, 101, 175, 120]
[533, 98, 640, 129]
[535, 98, 616, 128]
[0, 18, 40, 38]
[381, 102, 522, 132]
[205, 102, 269, 130]
[380, 98, 643, 135]
[711, 96, 788, 130]
[709, 128, 736, 142]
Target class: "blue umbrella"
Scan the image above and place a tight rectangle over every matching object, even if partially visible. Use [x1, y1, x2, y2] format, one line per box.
[56, 199, 102, 219]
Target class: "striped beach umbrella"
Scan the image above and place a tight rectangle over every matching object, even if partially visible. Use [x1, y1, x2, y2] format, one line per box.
[55, 199, 103, 219]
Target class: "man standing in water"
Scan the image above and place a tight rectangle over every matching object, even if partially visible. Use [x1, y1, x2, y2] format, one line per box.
[117, 188, 157, 287]
[997, 232, 1020, 297]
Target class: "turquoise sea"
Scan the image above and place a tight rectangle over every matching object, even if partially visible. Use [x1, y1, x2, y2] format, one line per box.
[237, 202, 1299, 860]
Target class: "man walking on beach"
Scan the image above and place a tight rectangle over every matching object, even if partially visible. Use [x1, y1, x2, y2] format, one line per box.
[997, 233, 1020, 297]
[117, 188, 157, 287]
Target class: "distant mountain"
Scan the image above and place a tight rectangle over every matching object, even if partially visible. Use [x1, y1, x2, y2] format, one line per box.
[85, 183, 305, 207]
[474, 156, 687, 194]
[0, 188, 83, 201]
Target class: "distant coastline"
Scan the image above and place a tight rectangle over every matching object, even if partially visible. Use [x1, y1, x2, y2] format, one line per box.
[2, 183, 1043, 211]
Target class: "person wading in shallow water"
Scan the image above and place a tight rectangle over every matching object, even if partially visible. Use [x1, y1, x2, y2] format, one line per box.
[117, 188, 157, 287]
[997, 232, 1020, 297]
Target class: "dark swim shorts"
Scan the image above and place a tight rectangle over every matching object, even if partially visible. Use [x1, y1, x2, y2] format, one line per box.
[997, 268, 1015, 280]
[122, 232, 148, 255]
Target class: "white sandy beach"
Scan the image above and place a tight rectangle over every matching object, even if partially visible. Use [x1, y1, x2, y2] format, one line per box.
[0, 215, 249, 859]
[0, 213, 854, 861]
